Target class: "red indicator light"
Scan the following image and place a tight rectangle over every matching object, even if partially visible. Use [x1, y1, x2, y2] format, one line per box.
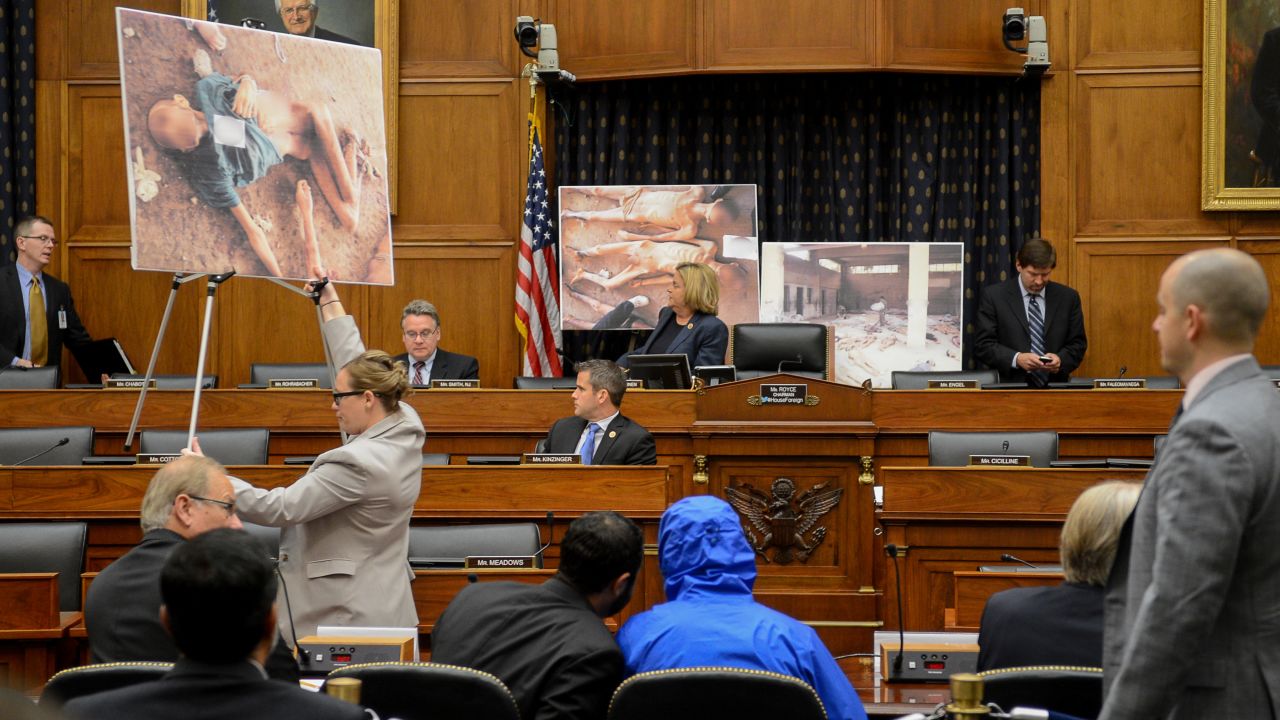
[332, 654, 352, 663]
[924, 661, 945, 670]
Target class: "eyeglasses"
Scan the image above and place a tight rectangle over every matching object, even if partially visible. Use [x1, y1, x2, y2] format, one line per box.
[332, 389, 384, 403]
[188, 495, 236, 516]
[403, 329, 439, 341]
[281, 3, 316, 16]
[18, 235, 57, 247]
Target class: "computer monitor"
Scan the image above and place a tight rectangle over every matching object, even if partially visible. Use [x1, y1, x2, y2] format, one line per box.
[626, 354, 692, 390]
[694, 364, 737, 387]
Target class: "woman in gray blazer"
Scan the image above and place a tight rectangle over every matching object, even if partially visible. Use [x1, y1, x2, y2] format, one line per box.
[198, 273, 425, 640]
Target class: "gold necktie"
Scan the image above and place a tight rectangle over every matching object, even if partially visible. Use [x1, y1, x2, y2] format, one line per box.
[29, 279, 48, 366]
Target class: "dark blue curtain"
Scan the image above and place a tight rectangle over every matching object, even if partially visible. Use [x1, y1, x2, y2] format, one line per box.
[1, 0, 38, 266]
[550, 73, 1040, 370]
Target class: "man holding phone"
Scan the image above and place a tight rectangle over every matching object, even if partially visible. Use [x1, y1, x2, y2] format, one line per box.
[975, 238, 1087, 386]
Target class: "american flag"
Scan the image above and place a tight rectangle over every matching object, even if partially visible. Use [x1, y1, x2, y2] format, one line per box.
[515, 116, 563, 377]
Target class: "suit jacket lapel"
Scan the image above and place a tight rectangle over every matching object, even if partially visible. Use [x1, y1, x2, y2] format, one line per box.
[1003, 280, 1030, 338]
[592, 416, 625, 463]
[665, 314, 696, 356]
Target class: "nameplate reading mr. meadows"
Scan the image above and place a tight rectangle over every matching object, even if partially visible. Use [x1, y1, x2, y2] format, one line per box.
[927, 379, 978, 389]
[465, 556, 540, 569]
[267, 378, 319, 389]
[759, 383, 809, 405]
[968, 454, 1031, 467]
[136, 453, 182, 464]
[522, 453, 580, 465]
[430, 379, 480, 389]
[1094, 379, 1147, 389]
[625, 379, 646, 389]
[104, 378, 157, 389]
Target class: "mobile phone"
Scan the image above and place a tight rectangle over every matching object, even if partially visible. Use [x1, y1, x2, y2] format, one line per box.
[1038, 355, 1051, 363]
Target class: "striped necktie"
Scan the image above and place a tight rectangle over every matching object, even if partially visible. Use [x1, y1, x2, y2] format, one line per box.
[413, 361, 424, 386]
[1027, 294, 1047, 386]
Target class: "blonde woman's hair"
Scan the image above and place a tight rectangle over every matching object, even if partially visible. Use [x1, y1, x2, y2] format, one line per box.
[139, 455, 227, 532]
[1060, 480, 1141, 586]
[676, 262, 719, 315]
[343, 350, 412, 411]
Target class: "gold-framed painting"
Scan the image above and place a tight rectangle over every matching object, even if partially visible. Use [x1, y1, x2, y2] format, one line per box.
[181, 0, 398, 212]
[1202, 0, 1280, 209]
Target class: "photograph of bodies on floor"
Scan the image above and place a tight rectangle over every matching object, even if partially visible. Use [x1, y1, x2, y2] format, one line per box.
[560, 184, 761, 331]
[761, 242, 964, 388]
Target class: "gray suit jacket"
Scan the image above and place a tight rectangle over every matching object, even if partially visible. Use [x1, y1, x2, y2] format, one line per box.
[1100, 357, 1280, 719]
[232, 315, 425, 638]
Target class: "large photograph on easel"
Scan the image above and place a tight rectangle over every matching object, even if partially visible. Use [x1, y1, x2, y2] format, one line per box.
[559, 184, 761, 331]
[760, 242, 964, 388]
[117, 8, 393, 283]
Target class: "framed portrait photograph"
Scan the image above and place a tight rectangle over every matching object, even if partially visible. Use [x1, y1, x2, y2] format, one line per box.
[1202, 0, 1280, 209]
[182, 0, 399, 211]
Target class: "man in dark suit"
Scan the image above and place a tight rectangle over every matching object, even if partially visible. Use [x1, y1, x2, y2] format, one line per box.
[84, 455, 298, 681]
[542, 359, 656, 465]
[276, 0, 360, 45]
[0, 216, 92, 378]
[393, 299, 479, 385]
[1100, 249, 1280, 720]
[974, 237, 1087, 385]
[65, 529, 361, 720]
[432, 511, 644, 720]
[977, 480, 1140, 671]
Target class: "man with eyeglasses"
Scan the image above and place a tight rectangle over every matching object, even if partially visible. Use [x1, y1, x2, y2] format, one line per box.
[276, 0, 359, 46]
[392, 299, 479, 385]
[84, 455, 299, 681]
[1, 215, 94, 380]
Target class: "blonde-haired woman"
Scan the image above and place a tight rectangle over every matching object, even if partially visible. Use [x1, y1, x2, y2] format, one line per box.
[618, 262, 728, 370]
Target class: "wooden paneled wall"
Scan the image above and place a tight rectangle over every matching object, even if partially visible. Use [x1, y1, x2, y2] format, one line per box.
[32, 0, 1280, 387]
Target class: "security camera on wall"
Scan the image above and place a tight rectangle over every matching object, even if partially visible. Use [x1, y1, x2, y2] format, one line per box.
[513, 16, 576, 85]
[1002, 7, 1050, 77]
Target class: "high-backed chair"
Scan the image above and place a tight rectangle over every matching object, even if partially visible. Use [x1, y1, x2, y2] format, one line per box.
[0, 426, 94, 465]
[729, 323, 830, 380]
[40, 662, 172, 708]
[891, 369, 999, 389]
[1133, 375, 1180, 389]
[327, 662, 520, 720]
[139, 428, 269, 465]
[0, 522, 88, 612]
[0, 366, 59, 389]
[240, 521, 281, 560]
[514, 376, 576, 389]
[977, 665, 1103, 719]
[607, 667, 827, 720]
[928, 431, 1059, 467]
[408, 523, 541, 565]
[249, 362, 333, 388]
[112, 374, 218, 390]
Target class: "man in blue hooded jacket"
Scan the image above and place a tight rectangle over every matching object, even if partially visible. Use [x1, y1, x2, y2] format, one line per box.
[616, 495, 868, 720]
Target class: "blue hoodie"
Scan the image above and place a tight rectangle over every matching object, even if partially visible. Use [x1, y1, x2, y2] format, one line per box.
[616, 496, 868, 720]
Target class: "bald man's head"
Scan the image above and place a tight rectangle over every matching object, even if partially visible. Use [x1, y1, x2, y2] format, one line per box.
[1167, 248, 1269, 347]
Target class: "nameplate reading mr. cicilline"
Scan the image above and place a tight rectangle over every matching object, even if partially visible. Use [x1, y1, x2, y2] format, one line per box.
[968, 454, 1031, 467]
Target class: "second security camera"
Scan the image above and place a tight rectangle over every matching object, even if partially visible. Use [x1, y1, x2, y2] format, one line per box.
[1002, 7, 1050, 77]
[515, 16, 539, 57]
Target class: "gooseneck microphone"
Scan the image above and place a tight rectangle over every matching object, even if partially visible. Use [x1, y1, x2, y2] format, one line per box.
[12, 437, 70, 466]
[1001, 553, 1039, 569]
[777, 354, 804, 373]
[884, 543, 906, 680]
[1118, 365, 1128, 378]
[271, 561, 303, 666]
[1001, 440, 1010, 454]
[534, 511, 555, 564]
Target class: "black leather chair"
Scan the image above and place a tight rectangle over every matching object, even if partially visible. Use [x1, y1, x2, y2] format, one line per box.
[249, 362, 333, 388]
[928, 430, 1059, 467]
[0, 366, 59, 389]
[328, 662, 520, 720]
[607, 667, 827, 720]
[978, 665, 1103, 719]
[891, 369, 999, 389]
[139, 428, 269, 465]
[40, 662, 173, 708]
[729, 323, 830, 380]
[408, 523, 541, 564]
[111, 374, 218, 390]
[0, 522, 87, 612]
[240, 521, 281, 560]
[514, 376, 576, 389]
[0, 426, 94, 465]
[1133, 375, 1180, 389]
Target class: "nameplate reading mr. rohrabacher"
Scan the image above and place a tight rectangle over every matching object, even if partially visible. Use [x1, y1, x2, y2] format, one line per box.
[968, 454, 1031, 467]
[267, 378, 319, 389]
